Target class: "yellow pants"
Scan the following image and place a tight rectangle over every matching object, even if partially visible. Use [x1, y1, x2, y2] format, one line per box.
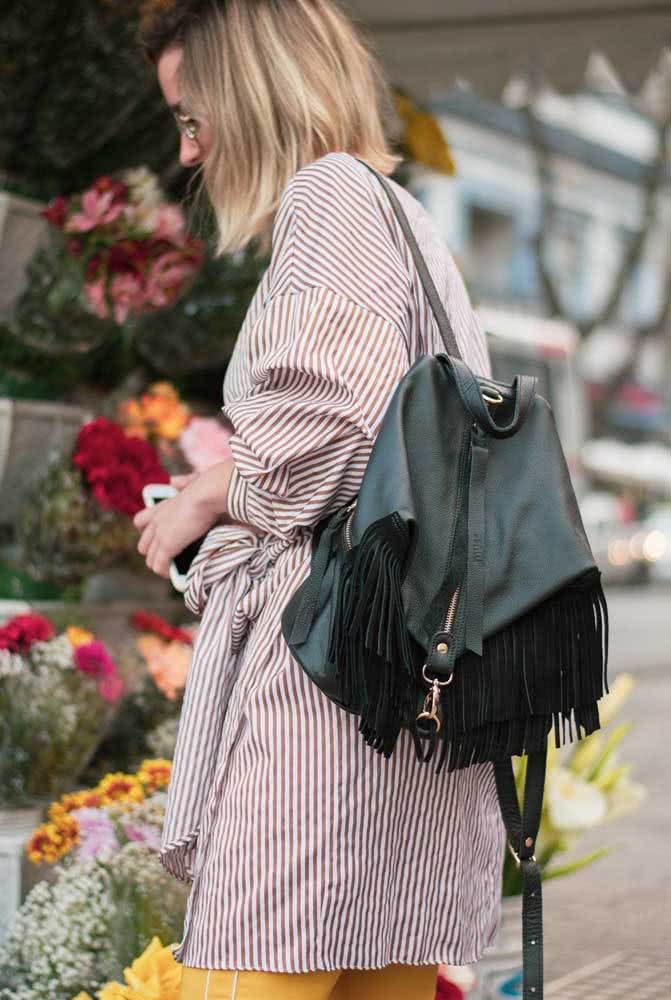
[178, 962, 439, 999]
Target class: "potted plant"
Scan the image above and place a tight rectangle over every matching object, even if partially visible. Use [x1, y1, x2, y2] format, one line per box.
[0, 761, 187, 997]
[0, 612, 126, 942]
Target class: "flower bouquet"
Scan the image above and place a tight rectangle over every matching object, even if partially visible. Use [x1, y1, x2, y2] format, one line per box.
[83, 612, 195, 779]
[11, 167, 204, 358]
[0, 613, 124, 807]
[0, 764, 188, 1000]
[116, 380, 233, 475]
[17, 415, 170, 587]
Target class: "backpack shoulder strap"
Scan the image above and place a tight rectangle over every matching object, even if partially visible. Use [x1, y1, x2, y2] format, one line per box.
[354, 156, 462, 360]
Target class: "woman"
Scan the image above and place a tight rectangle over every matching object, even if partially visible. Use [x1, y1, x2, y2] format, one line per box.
[134, 2, 506, 998]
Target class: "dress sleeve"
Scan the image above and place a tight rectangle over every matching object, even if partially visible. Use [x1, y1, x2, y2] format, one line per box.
[223, 284, 409, 540]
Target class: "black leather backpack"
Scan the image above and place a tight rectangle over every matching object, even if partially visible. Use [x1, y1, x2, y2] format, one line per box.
[281, 158, 609, 1000]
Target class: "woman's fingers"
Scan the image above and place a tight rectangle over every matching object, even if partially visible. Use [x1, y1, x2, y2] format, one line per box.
[146, 535, 169, 577]
[170, 473, 199, 491]
[137, 524, 154, 557]
[133, 506, 155, 530]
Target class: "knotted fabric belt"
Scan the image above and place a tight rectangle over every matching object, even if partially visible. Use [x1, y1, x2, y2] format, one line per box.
[159, 524, 293, 882]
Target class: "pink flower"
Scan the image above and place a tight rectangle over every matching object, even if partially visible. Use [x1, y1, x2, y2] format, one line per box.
[97, 672, 125, 703]
[74, 640, 117, 678]
[83, 277, 109, 319]
[179, 417, 232, 472]
[109, 271, 146, 324]
[121, 820, 162, 850]
[154, 204, 185, 240]
[145, 250, 196, 308]
[71, 807, 120, 860]
[65, 187, 126, 233]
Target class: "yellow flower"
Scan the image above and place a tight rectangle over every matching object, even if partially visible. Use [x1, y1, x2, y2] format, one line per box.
[95, 937, 182, 1000]
[96, 771, 145, 806]
[49, 788, 101, 821]
[394, 91, 456, 175]
[71, 993, 94, 1000]
[66, 625, 95, 648]
[567, 731, 604, 777]
[26, 815, 79, 865]
[137, 758, 172, 792]
[597, 672, 635, 729]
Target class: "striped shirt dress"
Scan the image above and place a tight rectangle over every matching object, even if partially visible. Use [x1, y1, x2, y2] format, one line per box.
[160, 151, 507, 972]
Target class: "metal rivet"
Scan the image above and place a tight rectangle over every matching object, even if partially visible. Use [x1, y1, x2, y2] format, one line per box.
[531, 939, 536, 945]
[436, 642, 449, 654]
[525, 837, 534, 847]
[531, 989, 536, 993]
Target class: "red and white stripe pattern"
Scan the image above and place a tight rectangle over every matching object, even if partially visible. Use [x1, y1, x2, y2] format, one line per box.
[160, 152, 506, 972]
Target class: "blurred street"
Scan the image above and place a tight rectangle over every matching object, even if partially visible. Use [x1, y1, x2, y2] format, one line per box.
[542, 584, 671, 997]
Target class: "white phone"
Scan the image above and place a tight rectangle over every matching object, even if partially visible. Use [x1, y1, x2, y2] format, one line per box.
[141, 483, 206, 593]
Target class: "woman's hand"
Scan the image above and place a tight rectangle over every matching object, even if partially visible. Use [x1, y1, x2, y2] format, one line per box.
[133, 478, 221, 578]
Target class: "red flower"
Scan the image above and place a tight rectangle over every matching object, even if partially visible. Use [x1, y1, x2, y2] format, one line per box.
[85, 251, 106, 282]
[74, 417, 127, 475]
[74, 640, 117, 678]
[108, 240, 144, 275]
[93, 174, 128, 205]
[40, 195, 70, 229]
[131, 610, 193, 644]
[0, 613, 55, 653]
[90, 465, 147, 517]
[73, 417, 169, 516]
[435, 970, 466, 1000]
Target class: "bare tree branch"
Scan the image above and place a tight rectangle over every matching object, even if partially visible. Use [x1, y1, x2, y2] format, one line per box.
[523, 93, 671, 341]
[591, 261, 671, 436]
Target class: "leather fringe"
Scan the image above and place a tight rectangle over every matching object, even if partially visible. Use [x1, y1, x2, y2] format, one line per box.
[420, 568, 610, 774]
[326, 513, 416, 756]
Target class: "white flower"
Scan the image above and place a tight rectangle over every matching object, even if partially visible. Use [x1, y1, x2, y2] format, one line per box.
[605, 776, 647, 821]
[546, 766, 608, 831]
[598, 672, 635, 728]
[30, 634, 73, 671]
[0, 840, 187, 999]
[123, 166, 163, 209]
[0, 649, 23, 677]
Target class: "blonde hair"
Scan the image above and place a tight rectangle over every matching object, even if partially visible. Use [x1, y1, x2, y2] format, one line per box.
[139, 0, 402, 256]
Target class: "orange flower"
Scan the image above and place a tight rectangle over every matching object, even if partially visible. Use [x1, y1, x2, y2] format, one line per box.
[149, 642, 190, 700]
[118, 398, 148, 439]
[118, 382, 190, 442]
[48, 788, 102, 822]
[26, 815, 80, 865]
[96, 772, 145, 806]
[137, 758, 172, 793]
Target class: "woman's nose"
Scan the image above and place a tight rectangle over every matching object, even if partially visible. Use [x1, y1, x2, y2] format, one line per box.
[179, 134, 202, 168]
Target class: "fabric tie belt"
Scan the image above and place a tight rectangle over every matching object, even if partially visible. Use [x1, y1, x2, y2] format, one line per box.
[159, 523, 296, 883]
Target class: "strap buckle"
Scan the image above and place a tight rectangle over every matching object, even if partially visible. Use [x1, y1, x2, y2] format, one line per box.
[507, 840, 537, 868]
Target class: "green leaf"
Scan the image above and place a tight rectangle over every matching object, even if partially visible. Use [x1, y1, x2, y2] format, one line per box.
[542, 845, 614, 881]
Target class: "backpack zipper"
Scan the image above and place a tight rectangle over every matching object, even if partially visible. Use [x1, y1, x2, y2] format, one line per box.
[341, 499, 357, 551]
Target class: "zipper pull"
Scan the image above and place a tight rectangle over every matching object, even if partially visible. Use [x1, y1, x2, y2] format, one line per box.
[425, 629, 455, 677]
